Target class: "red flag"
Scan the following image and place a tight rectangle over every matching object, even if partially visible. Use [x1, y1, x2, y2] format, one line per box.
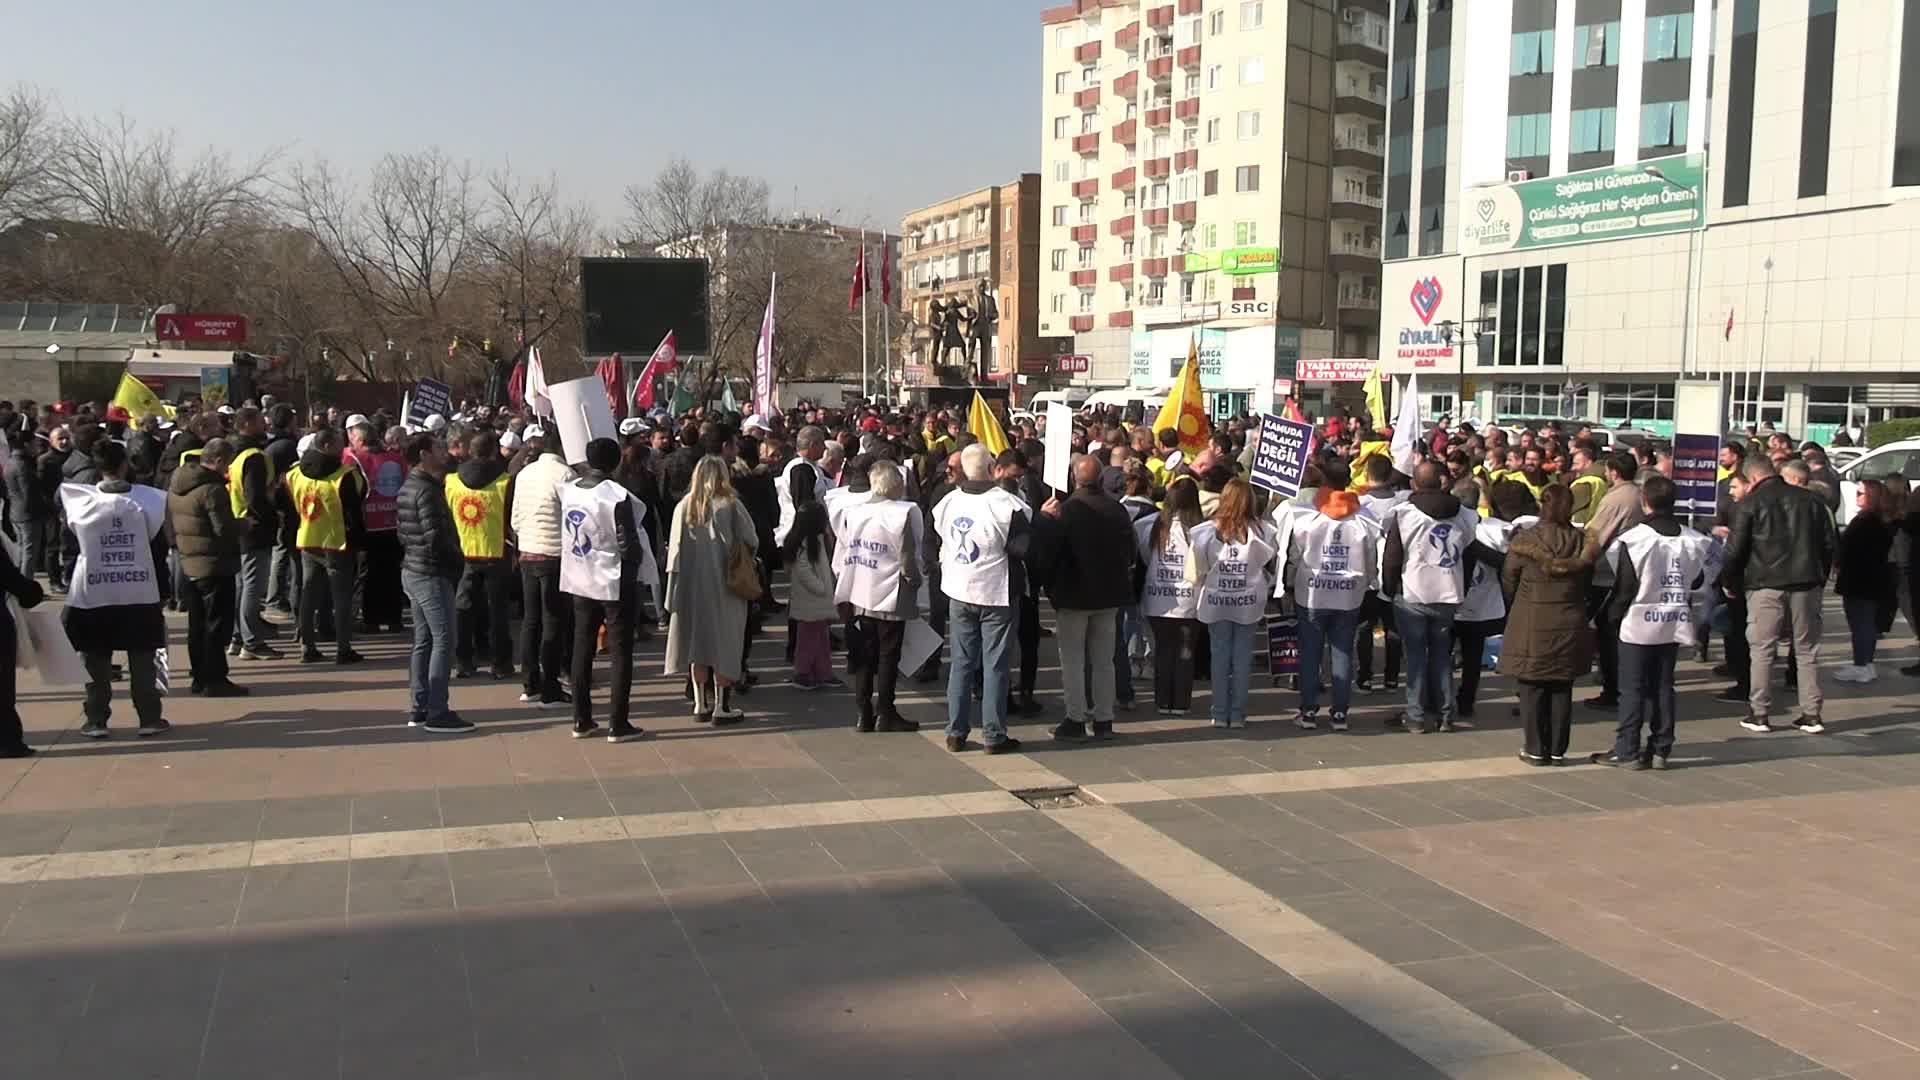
[1282, 397, 1304, 423]
[1724, 306, 1735, 341]
[880, 242, 893, 305]
[507, 359, 526, 410]
[595, 354, 625, 419]
[634, 332, 677, 410]
[848, 247, 867, 311]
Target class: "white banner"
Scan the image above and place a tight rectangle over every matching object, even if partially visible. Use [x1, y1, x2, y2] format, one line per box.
[753, 273, 777, 417]
[1043, 401, 1073, 494]
[548, 376, 618, 465]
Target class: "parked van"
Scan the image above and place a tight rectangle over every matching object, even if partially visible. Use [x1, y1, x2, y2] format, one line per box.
[1026, 390, 1089, 412]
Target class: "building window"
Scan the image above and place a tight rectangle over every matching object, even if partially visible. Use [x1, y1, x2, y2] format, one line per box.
[1079, 202, 1096, 223]
[1055, 26, 1071, 50]
[1570, 107, 1617, 153]
[1644, 13, 1692, 61]
[1050, 249, 1067, 271]
[1053, 160, 1069, 182]
[1210, 10, 1224, 35]
[1052, 205, 1068, 226]
[1185, 73, 1201, 96]
[1053, 116, 1069, 138]
[1237, 110, 1261, 138]
[1725, 0, 1760, 204]
[1800, 0, 1837, 198]
[1240, 56, 1265, 84]
[1206, 64, 1222, 91]
[1421, 125, 1447, 163]
[1386, 211, 1408, 260]
[1424, 46, 1449, 90]
[1077, 245, 1095, 267]
[1600, 383, 1677, 428]
[1388, 132, 1412, 175]
[1235, 165, 1261, 191]
[1805, 384, 1866, 429]
[1181, 126, 1197, 148]
[1082, 65, 1097, 86]
[1123, 238, 1135, 257]
[1207, 118, 1222, 143]
[1544, 263, 1566, 366]
[1898, 0, 1920, 185]
[1204, 169, 1219, 195]
[1004, 206, 1014, 230]
[1203, 223, 1218, 247]
[1507, 113, 1551, 157]
[1640, 101, 1689, 149]
[1495, 382, 1559, 418]
[1418, 205, 1444, 256]
[1079, 290, 1095, 313]
[1241, 1, 1264, 30]
[1054, 72, 1069, 94]
[1081, 112, 1097, 134]
[1391, 59, 1414, 100]
[1510, 29, 1555, 76]
[1234, 221, 1258, 245]
[1175, 171, 1199, 201]
[1573, 21, 1620, 68]
[1731, 383, 1787, 427]
[1051, 293, 1064, 314]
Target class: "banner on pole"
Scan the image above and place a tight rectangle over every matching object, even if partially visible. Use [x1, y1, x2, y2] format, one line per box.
[1043, 401, 1074, 494]
[753, 274, 777, 417]
[547, 376, 617, 465]
[1248, 413, 1314, 498]
[1671, 433, 1721, 518]
[406, 377, 452, 428]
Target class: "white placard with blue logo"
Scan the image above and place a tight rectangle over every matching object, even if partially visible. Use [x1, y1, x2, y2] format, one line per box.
[1249, 413, 1314, 498]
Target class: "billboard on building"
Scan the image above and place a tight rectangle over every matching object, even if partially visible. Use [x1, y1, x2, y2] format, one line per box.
[1458, 153, 1704, 256]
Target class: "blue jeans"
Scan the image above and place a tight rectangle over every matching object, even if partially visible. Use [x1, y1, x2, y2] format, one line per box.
[1207, 620, 1257, 726]
[1396, 601, 1458, 729]
[402, 569, 456, 721]
[946, 601, 1013, 744]
[234, 547, 270, 648]
[1842, 594, 1880, 666]
[1298, 606, 1361, 715]
[1615, 641, 1678, 759]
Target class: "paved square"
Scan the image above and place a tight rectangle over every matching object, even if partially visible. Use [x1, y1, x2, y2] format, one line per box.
[3, 599, 1915, 1078]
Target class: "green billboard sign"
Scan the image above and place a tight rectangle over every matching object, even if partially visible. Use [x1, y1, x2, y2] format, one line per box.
[1177, 246, 1280, 275]
[1458, 153, 1704, 255]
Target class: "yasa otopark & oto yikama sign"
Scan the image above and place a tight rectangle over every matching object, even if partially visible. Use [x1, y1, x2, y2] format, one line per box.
[1458, 153, 1704, 256]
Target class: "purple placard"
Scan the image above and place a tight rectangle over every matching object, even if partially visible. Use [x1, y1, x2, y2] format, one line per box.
[1250, 413, 1314, 498]
[1671, 432, 1721, 517]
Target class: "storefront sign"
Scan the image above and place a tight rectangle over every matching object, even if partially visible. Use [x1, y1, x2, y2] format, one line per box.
[1180, 246, 1280, 275]
[1249, 413, 1313, 498]
[1272, 326, 1300, 383]
[1139, 301, 1221, 326]
[1056, 354, 1091, 374]
[1295, 358, 1376, 383]
[1459, 153, 1705, 256]
[1671, 432, 1721, 518]
[1226, 299, 1273, 319]
[1128, 331, 1154, 386]
[156, 312, 249, 343]
[1396, 276, 1453, 369]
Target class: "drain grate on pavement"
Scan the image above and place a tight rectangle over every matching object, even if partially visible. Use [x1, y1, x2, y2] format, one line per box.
[1010, 786, 1094, 810]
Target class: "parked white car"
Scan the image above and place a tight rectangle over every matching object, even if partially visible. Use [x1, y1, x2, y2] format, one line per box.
[1836, 438, 1920, 524]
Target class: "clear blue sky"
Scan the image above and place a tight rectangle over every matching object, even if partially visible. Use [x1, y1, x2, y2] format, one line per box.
[11, 0, 1043, 232]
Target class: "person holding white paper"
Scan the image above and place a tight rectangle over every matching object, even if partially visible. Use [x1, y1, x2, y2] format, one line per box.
[60, 440, 171, 739]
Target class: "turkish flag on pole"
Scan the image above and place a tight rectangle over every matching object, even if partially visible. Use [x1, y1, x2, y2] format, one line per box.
[634, 332, 677, 411]
[880, 242, 893, 305]
[1724, 306, 1736, 341]
[848, 247, 867, 311]
[595, 354, 625, 419]
[507, 359, 526, 410]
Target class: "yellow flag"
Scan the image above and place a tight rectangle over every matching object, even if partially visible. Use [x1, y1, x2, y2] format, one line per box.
[967, 391, 1009, 455]
[1152, 336, 1212, 455]
[111, 371, 175, 422]
[1362, 365, 1385, 430]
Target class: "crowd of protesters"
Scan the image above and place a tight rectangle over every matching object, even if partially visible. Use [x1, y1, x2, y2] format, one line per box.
[0, 387, 1907, 769]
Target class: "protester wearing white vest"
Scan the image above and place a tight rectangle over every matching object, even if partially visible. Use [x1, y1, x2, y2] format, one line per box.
[59, 440, 171, 738]
[1186, 478, 1281, 730]
[1593, 474, 1714, 770]
[1284, 488, 1374, 731]
[1453, 496, 1521, 721]
[562, 437, 659, 742]
[775, 426, 832, 546]
[834, 462, 924, 732]
[1135, 477, 1203, 715]
[1379, 462, 1486, 734]
[931, 443, 1030, 754]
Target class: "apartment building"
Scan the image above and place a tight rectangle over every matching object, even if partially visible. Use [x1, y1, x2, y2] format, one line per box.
[1037, 0, 1390, 419]
[1381, 0, 1920, 443]
[898, 176, 1043, 390]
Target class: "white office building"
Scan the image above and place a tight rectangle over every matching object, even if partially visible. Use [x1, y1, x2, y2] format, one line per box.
[1380, 0, 1920, 443]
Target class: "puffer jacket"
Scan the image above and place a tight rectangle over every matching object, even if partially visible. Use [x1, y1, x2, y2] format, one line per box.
[1499, 521, 1594, 683]
[397, 466, 463, 580]
[509, 452, 572, 558]
[167, 462, 240, 579]
[1724, 475, 1837, 593]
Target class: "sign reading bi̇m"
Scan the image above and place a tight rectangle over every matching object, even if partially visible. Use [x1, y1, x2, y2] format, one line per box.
[1459, 153, 1704, 256]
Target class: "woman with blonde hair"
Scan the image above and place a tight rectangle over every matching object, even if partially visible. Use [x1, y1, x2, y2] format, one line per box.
[665, 455, 759, 723]
[1186, 477, 1281, 730]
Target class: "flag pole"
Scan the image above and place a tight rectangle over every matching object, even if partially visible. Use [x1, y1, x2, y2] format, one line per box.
[860, 229, 871, 401]
[882, 282, 892, 405]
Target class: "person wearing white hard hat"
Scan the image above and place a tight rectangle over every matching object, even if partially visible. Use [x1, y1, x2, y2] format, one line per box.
[424, 414, 448, 434]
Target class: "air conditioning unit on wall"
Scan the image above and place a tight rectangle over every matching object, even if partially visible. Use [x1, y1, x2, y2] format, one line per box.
[1507, 169, 1532, 182]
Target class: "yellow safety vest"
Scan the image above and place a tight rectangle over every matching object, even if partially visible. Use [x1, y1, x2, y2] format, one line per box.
[286, 466, 350, 551]
[1569, 472, 1608, 525]
[445, 471, 510, 559]
[228, 446, 271, 521]
[1346, 441, 1391, 491]
[180, 448, 203, 467]
[1716, 464, 1732, 482]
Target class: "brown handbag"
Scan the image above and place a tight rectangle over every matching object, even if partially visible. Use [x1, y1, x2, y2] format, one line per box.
[723, 507, 763, 601]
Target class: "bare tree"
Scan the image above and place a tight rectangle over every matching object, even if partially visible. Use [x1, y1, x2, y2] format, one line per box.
[468, 168, 596, 378]
[622, 158, 771, 250]
[0, 86, 53, 232]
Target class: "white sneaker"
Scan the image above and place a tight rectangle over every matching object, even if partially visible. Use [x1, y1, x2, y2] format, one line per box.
[1329, 712, 1350, 732]
[1856, 664, 1878, 684]
[1293, 712, 1318, 730]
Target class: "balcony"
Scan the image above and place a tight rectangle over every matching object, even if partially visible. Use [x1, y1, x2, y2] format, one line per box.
[1173, 148, 1199, 171]
[1335, 23, 1388, 65]
[1071, 224, 1098, 243]
[1175, 96, 1200, 120]
[1110, 215, 1136, 236]
[1145, 105, 1172, 128]
[1073, 132, 1100, 155]
[1177, 45, 1201, 69]
[1332, 133, 1385, 169]
[1069, 269, 1098, 287]
[1146, 55, 1174, 80]
[1146, 4, 1174, 29]
[1111, 165, 1137, 189]
[1112, 70, 1138, 98]
[1144, 156, 1171, 179]
[1338, 286, 1381, 312]
[1330, 237, 1383, 274]
[1114, 21, 1140, 51]
[1108, 310, 1135, 328]
[1141, 257, 1169, 277]
[1074, 86, 1102, 109]
[1112, 119, 1137, 145]
[1144, 206, 1170, 228]
[1075, 39, 1102, 62]
[1172, 201, 1197, 224]
[1109, 263, 1134, 282]
[1177, 0, 1203, 13]
[1070, 314, 1096, 333]
[1331, 191, 1383, 221]
[1072, 178, 1099, 199]
[1334, 86, 1387, 122]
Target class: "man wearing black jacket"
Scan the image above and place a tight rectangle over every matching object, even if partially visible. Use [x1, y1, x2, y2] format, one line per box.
[263, 407, 301, 613]
[1011, 441, 1052, 715]
[1040, 454, 1136, 741]
[1723, 456, 1837, 733]
[396, 431, 471, 733]
[35, 426, 71, 587]
[227, 407, 281, 660]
